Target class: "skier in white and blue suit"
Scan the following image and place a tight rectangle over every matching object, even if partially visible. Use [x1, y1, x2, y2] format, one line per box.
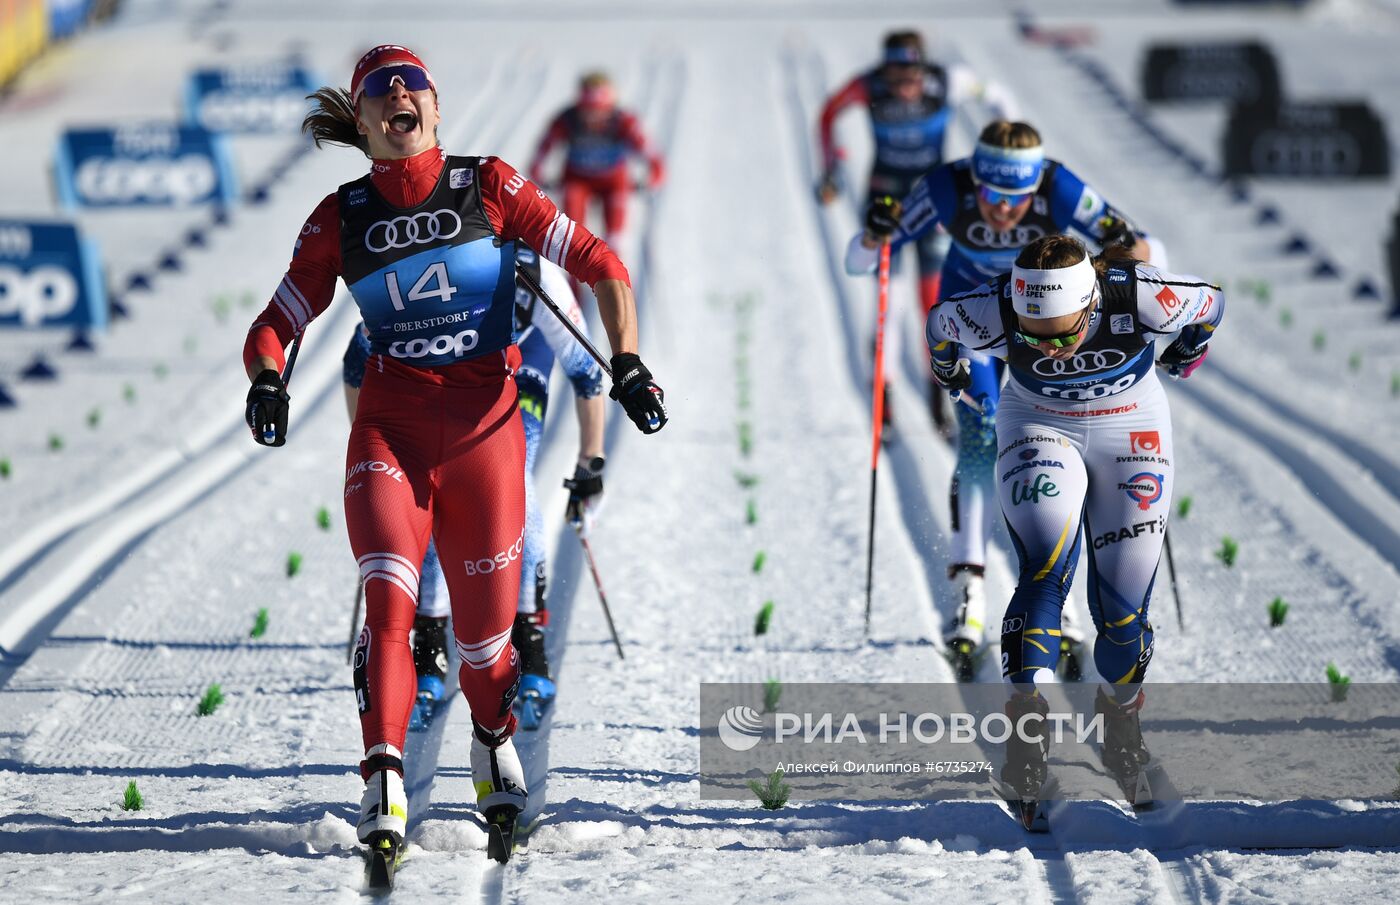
[342, 244, 605, 729]
[847, 120, 1159, 676]
[924, 233, 1222, 804]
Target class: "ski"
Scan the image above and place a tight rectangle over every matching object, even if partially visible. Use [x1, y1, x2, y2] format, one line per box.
[991, 773, 1056, 833]
[364, 834, 405, 890]
[485, 805, 521, 863]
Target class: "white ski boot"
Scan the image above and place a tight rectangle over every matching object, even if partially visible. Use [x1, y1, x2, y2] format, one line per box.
[472, 720, 528, 862]
[944, 565, 987, 682]
[357, 743, 408, 844]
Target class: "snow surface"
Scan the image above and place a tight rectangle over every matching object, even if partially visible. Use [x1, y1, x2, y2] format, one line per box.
[2, 0, 1400, 902]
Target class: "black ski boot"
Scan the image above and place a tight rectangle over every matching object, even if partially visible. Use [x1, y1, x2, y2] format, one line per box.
[943, 565, 986, 683]
[512, 612, 555, 730]
[1055, 607, 1086, 682]
[1095, 687, 1153, 806]
[996, 692, 1051, 830]
[409, 615, 448, 731]
[1057, 638, 1084, 682]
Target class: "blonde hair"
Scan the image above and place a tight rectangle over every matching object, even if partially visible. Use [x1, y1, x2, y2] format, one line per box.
[977, 120, 1042, 150]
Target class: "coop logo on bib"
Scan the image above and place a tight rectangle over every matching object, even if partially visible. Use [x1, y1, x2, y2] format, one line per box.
[1118, 472, 1165, 511]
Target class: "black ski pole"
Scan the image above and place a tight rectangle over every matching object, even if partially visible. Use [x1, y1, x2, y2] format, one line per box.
[515, 266, 612, 378]
[575, 525, 624, 660]
[346, 581, 362, 665]
[260, 332, 304, 446]
[863, 243, 892, 636]
[281, 331, 304, 386]
[1163, 528, 1184, 630]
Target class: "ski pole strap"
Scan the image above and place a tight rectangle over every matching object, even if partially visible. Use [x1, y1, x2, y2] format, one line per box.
[515, 266, 613, 378]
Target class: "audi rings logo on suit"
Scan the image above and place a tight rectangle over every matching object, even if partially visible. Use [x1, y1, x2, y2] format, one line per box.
[364, 209, 463, 253]
[1031, 348, 1128, 377]
[966, 222, 1046, 250]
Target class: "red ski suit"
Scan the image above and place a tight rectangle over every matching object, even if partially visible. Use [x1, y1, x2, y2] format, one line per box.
[244, 148, 628, 752]
[528, 106, 664, 239]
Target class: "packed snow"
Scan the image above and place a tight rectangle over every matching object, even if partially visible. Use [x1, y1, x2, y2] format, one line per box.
[2, 0, 1399, 902]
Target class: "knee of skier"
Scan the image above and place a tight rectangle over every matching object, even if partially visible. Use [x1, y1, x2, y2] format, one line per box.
[1094, 616, 1155, 686]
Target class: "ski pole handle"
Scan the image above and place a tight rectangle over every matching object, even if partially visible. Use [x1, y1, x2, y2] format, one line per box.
[261, 331, 303, 445]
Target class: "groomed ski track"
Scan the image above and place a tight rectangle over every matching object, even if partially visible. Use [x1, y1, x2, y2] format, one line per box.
[3, 2, 1400, 903]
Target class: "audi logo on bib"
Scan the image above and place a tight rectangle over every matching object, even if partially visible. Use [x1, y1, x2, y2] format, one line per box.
[966, 222, 1045, 250]
[1031, 348, 1127, 377]
[365, 210, 463, 253]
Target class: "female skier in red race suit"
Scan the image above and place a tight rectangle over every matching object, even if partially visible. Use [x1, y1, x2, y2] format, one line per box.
[241, 45, 667, 855]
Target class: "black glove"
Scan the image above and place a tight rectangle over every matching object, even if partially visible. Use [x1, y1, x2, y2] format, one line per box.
[609, 353, 667, 434]
[1097, 215, 1137, 251]
[930, 353, 972, 393]
[1157, 339, 1208, 379]
[564, 458, 605, 533]
[246, 368, 290, 447]
[864, 195, 902, 240]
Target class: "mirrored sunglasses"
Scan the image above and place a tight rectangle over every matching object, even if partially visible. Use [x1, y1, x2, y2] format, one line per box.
[358, 64, 432, 100]
[1016, 305, 1092, 349]
[977, 184, 1033, 207]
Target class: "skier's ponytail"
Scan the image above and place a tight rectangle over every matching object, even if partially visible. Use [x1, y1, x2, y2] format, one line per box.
[1090, 242, 1140, 278]
[302, 87, 369, 156]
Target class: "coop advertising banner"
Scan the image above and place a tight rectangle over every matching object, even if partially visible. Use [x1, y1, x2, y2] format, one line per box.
[0, 219, 106, 331]
[54, 123, 238, 208]
[183, 63, 319, 133]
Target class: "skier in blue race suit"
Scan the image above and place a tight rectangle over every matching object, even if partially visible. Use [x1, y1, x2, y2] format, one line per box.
[846, 119, 1154, 679]
[817, 29, 1018, 434]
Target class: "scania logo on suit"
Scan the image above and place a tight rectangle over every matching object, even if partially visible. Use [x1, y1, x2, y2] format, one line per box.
[364, 209, 463, 253]
[965, 222, 1045, 249]
[1032, 349, 1127, 377]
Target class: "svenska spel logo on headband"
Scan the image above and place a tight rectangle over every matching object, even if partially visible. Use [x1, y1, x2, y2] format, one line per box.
[1020, 282, 1063, 299]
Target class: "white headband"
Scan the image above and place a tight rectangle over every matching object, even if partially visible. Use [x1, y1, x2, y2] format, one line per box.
[1010, 256, 1096, 319]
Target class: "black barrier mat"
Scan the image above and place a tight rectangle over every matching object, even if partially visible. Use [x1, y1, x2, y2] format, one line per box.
[1142, 42, 1281, 106]
[1223, 101, 1391, 178]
